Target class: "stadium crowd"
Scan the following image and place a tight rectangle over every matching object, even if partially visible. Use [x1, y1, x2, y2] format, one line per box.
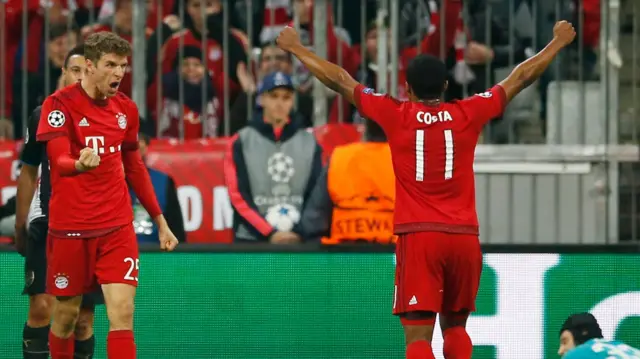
[1, 0, 603, 141]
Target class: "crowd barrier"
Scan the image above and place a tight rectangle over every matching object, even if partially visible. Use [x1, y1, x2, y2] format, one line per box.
[1, 244, 640, 359]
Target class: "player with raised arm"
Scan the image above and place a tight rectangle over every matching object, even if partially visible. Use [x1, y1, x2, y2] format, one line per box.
[14, 44, 105, 359]
[35, 32, 179, 359]
[558, 313, 640, 358]
[277, 21, 575, 359]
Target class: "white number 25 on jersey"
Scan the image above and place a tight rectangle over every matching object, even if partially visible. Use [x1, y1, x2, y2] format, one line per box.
[415, 129, 454, 181]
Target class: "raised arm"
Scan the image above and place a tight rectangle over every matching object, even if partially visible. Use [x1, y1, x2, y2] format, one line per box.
[499, 21, 576, 102]
[276, 26, 360, 105]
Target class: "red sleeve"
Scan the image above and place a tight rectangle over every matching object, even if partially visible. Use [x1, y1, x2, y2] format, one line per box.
[123, 150, 163, 218]
[46, 136, 80, 176]
[37, 96, 70, 142]
[353, 84, 403, 133]
[122, 99, 140, 151]
[457, 85, 507, 131]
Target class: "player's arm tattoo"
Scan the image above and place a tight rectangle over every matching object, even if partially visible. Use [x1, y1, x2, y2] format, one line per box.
[289, 44, 359, 105]
[499, 39, 565, 102]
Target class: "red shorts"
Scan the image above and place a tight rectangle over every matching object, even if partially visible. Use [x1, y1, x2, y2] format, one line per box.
[46, 224, 139, 297]
[393, 232, 482, 315]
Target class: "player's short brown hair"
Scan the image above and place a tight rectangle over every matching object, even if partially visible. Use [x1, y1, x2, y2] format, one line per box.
[84, 32, 131, 64]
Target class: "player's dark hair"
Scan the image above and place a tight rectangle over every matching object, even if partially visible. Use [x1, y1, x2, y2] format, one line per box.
[173, 46, 203, 69]
[560, 313, 604, 345]
[405, 54, 448, 100]
[84, 32, 131, 64]
[63, 44, 85, 69]
[365, 119, 386, 142]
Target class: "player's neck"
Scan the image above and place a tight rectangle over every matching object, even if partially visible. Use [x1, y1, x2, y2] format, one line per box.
[420, 98, 441, 107]
[81, 79, 106, 100]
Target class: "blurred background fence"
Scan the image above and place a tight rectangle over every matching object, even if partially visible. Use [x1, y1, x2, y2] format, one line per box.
[0, 0, 638, 244]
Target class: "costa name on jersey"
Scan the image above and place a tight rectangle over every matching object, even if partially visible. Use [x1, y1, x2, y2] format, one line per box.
[36, 83, 140, 232]
[416, 110, 453, 125]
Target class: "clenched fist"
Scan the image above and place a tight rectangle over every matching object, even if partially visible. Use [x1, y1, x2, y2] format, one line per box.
[276, 26, 302, 52]
[159, 227, 179, 252]
[553, 21, 576, 47]
[75, 147, 100, 172]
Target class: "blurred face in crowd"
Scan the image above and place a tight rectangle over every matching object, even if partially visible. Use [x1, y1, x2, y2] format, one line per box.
[115, 0, 152, 32]
[61, 55, 86, 88]
[260, 46, 292, 78]
[49, 32, 78, 68]
[558, 331, 576, 357]
[365, 28, 392, 61]
[187, 0, 219, 31]
[47, 2, 69, 24]
[181, 57, 206, 84]
[293, 0, 313, 25]
[260, 88, 295, 125]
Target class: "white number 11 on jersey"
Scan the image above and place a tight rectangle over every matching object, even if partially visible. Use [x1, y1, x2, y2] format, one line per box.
[415, 129, 454, 181]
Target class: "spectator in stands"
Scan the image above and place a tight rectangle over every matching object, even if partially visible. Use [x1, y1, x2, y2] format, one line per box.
[231, 42, 313, 133]
[298, 120, 395, 244]
[157, 0, 255, 127]
[84, 0, 154, 97]
[329, 19, 408, 123]
[225, 71, 322, 243]
[148, 46, 219, 138]
[290, 0, 360, 93]
[132, 133, 185, 243]
[13, 24, 79, 130]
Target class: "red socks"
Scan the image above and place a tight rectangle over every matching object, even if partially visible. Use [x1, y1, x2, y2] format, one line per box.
[443, 327, 473, 359]
[107, 330, 136, 359]
[406, 340, 436, 359]
[49, 332, 74, 359]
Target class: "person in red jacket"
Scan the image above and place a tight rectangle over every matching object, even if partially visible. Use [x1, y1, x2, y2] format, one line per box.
[148, 46, 219, 139]
[160, 0, 254, 121]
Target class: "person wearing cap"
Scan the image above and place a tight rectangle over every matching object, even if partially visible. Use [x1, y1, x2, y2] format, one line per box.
[224, 71, 323, 243]
[558, 312, 640, 358]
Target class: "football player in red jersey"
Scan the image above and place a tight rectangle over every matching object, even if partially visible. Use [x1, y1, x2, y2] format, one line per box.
[277, 21, 575, 359]
[36, 32, 179, 359]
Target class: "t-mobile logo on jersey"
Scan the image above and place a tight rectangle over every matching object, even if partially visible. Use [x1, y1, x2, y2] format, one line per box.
[85, 136, 122, 155]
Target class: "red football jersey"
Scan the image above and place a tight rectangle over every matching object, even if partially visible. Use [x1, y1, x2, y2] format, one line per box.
[37, 83, 139, 232]
[353, 84, 506, 235]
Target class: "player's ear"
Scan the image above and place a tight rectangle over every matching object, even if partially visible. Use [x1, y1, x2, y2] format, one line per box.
[405, 82, 413, 97]
[85, 59, 94, 74]
[443, 80, 448, 92]
[257, 94, 263, 107]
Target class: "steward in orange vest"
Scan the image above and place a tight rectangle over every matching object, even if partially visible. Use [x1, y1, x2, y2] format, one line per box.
[299, 120, 396, 244]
